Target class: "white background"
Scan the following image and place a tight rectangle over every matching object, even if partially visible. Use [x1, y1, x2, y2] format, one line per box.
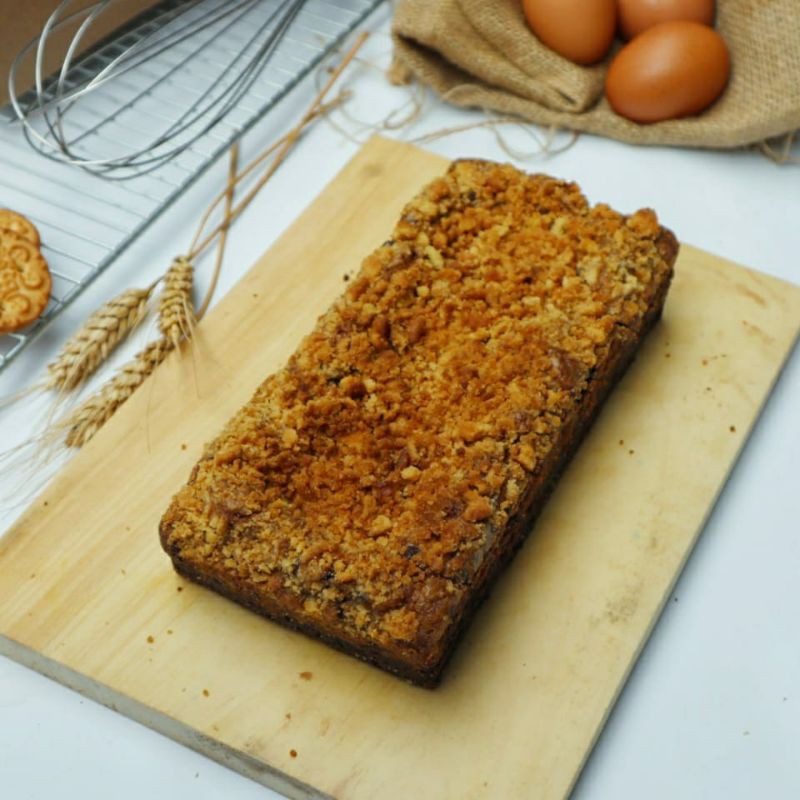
[1, 6, 799, 799]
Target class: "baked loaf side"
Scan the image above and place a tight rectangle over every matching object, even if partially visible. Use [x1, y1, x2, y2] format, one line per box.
[160, 159, 678, 686]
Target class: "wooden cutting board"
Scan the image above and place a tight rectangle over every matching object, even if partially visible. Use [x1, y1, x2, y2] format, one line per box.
[1, 137, 799, 800]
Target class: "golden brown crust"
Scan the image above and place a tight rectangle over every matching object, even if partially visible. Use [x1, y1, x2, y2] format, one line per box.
[160, 159, 677, 686]
[0, 229, 51, 334]
[0, 209, 41, 248]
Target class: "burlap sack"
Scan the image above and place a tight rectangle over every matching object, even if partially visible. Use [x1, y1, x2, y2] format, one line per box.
[391, 0, 800, 149]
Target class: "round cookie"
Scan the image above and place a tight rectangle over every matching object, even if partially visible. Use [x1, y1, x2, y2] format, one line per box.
[0, 229, 52, 334]
[0, 209, 41, 248]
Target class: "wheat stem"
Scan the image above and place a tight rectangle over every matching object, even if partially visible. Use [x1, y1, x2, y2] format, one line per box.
[184, 95, 346, 263]
[186, 33, 367, 261]
[197, 143, 239, 320]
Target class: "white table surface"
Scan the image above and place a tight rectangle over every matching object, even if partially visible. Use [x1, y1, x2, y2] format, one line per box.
[2, 7, 799, 799]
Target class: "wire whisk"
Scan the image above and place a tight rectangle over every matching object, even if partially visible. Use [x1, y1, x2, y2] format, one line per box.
[8, 0, 307, 180]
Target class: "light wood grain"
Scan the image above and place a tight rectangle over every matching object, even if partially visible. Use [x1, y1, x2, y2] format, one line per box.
[1, 137, 799, 800]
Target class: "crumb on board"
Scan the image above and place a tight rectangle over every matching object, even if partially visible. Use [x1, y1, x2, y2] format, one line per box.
[729, 425, 736, 432]
[290, 749, 298, 758]
[167, 629, 173, 635]
[628, 449, 635, 455]
[146, 635, 154, 644]
[202, 689, 210, 697]
[299, 671, 313, 681]
[181, 443, 187, 450]
[285, 712, 292, 720]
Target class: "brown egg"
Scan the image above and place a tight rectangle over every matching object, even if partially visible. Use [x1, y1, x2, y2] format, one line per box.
[605, 21, 730, 123]
[618, 0, 715, 39]
[523, 0, 616, 65]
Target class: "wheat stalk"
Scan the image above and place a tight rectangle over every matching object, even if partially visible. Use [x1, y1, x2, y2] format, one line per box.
[53, 35, 369, 450]
[63, 338, 174, 448]
[185, 36, 367, 260]
[45, 287, 153, 391]
[196, 143, 239, 320]
[158, 256, 195, 348]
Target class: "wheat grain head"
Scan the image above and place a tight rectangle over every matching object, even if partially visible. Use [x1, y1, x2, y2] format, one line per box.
[63, 337, 174, 448]
[158, 257, 196, 348]
[45, 287, 152, 392]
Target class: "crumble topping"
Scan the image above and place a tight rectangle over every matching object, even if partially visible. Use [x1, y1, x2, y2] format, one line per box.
[161, 160, 673, 660]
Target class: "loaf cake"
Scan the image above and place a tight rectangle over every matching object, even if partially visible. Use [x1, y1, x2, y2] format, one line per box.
[159, 159, 677, 687]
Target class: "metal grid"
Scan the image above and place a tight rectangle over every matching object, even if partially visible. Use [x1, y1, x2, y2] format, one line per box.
[0, 0, 383, 372]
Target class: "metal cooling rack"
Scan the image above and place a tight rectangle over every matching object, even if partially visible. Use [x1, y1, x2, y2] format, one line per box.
[0, 0, 384, 373]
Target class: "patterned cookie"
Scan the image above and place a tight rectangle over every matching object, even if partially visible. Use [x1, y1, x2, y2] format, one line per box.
[0, 209, 41, 248]
[0, 229, 52, 334]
